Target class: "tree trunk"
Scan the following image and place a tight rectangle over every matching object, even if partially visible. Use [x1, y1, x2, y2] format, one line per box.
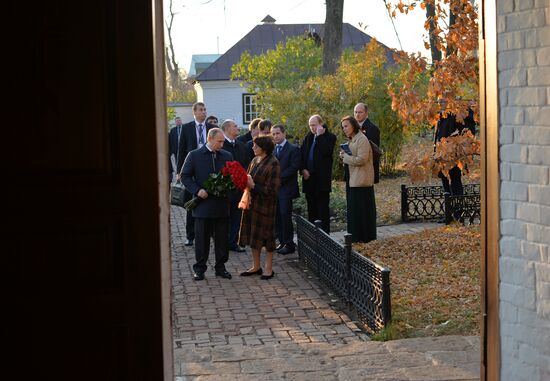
[446, 0, 460, 57]
[426, 0, 441, 63]
[322, 0, 344, 75]
[165, 0, 182, 92]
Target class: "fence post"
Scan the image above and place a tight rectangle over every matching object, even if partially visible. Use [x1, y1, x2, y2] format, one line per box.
[381, 267, 392, 327]
[344, 234, 352, 307]
[444, 193, 452, 224]
[401, 184, 407, 222]
[314, 220, 323, 276]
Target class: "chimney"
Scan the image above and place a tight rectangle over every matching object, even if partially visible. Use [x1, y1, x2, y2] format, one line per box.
[261, 15, 276, 24]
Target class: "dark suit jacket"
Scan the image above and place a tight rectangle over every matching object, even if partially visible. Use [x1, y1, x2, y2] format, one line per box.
[223, 139, 250, 170]
[300, 129, 336, 194]
[275, 141, 301, 199]
[168, 125, 182, 182]
[237, 131, 252, 144]
[245, 139, 255, 163]
[362, 118, 381, 183]
[181, 146, 233, 219]
[176, 121, 215, 174]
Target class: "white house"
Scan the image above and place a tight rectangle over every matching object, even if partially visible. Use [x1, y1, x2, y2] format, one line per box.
[194, 16, 392, 128]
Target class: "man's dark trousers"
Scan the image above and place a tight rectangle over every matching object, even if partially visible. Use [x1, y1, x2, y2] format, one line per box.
[193, 217, 229, 274]
[305, 192, 330, 233]
[276, 197, 294, 248]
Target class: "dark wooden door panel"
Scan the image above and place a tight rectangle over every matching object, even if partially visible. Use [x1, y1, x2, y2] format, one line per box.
[6, 0, 170, 379]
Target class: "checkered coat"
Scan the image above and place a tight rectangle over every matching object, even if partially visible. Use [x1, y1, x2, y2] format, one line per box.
[238, 154, 281, 251]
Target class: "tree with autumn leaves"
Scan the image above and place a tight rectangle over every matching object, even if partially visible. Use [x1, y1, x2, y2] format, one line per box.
[387, 0, 480, 183]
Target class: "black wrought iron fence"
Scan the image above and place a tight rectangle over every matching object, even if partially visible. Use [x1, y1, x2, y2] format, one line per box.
[401, 183, 480, 224]
[295, 214, 391, 333]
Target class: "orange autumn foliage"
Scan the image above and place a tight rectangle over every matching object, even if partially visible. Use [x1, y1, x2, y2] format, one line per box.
[387, 0, 480, 183]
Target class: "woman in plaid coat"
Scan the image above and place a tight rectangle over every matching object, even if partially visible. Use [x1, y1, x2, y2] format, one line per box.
[238, 135, 281, 280]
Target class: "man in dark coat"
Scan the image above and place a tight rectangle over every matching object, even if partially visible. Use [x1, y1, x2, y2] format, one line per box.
[354, 103, 381, 183]
[300, 114, 336, 233]
[168, 116, 183, 183]
[434, 100, 477, 195]
[181, 128, 233, 281]
[271, 124, 301, 255]
[176, 102, 215, 246]
[220, 119, 249, 253]
[237, 117, 261, 144]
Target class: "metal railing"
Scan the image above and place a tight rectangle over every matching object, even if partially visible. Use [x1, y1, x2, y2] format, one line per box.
[295, 214, 391, 333]
[401, 183, 480, 224]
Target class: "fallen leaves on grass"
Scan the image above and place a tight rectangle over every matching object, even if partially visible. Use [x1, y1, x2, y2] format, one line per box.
[355, 224, 481, 340]
[375, 173, 440, 225]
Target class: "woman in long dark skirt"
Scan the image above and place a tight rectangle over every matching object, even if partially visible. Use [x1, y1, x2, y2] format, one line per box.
[339, 115, 377, 243]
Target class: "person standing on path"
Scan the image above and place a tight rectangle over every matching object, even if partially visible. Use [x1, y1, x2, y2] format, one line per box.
[271, 124, 301, 255]
[300, 114, 336, 233]
[434, 98, 476, 196]
[206, 115, 219, 126]
[221, 119, 249, 253]
[245, 119, 272, 162]
[354, 103, 380, 184]
[239, 135, 281, 280]
[237, 117, 261, 144]
[339, 116, 376, 243]
[176, 102, 216, 247]
[168, 116, 183, 183]
[181, 128, 233, 281]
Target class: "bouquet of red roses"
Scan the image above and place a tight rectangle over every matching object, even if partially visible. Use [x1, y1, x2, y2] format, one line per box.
[184, 161, 248, 210]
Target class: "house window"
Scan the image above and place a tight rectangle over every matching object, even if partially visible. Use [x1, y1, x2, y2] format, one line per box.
[242, 93, 260, 124]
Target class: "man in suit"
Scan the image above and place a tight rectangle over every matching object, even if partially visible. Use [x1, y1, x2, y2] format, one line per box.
[354, 103, 381, 183]
[206, 115, 219, 126]
[301, 114, 336, 233]
[434, 98, 477, 195]
[220, 119, 249, 253]
[176, 102, 215, 246]
[168, 116, 183, 183]
[237, 117, 261, 144]
[246, 119, 272, 162]
[181, 128, 233, 281]
[272, 124, 301, 255]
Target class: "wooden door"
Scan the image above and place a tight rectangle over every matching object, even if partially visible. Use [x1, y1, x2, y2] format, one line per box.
[5, 1, 172, 379]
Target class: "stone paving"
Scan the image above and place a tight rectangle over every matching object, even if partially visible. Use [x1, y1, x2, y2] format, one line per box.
[171, 206, 479, 380]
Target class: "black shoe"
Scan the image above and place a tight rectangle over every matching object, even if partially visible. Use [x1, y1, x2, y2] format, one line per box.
[275, 243, 284, 251]
[185, 238, 194, 246]
[240, 268, 263, 276]
[193, 272, 205, 281]
[277, 244, 295, 255]
[229, 246, 246, 252]
[215, 270, 232, 279]
[260, 271, 275, 280]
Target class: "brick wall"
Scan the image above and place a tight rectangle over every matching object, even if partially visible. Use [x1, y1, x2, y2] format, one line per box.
[497, 0, 550, 380]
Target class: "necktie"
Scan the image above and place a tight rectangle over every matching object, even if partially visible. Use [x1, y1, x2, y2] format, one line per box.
[198, 124, 204, 146]
[307, 137, 316, 171]
[276, 145, 281, 157]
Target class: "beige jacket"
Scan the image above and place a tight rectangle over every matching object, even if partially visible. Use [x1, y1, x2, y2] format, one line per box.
[342, 132, 374, 187]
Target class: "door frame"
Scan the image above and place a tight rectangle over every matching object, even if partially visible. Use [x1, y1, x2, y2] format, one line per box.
[479, 1, 500, 380]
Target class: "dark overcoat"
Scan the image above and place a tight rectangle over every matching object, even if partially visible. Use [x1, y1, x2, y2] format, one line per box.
[181, 146, 233, 218]
[238, 155, 281, 251]
[300, 129, 336, 194]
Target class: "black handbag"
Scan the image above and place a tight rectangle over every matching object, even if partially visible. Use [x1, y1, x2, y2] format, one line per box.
[170, 180, 186, 207]
[369, 140, 382, 161]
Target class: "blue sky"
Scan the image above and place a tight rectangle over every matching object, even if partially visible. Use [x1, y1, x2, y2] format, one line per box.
[164, 0, 429, 73]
